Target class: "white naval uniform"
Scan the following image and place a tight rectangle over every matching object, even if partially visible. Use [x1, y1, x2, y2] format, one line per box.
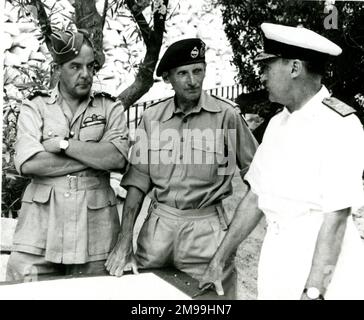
[245, 85, 364, 300]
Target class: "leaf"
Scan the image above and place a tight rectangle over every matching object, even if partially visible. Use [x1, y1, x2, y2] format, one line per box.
[4, 152, 10, 163]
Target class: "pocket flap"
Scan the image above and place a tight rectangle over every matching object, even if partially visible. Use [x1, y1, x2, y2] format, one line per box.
[192, 138, 218, 153]
[149, 139, 174, 151]
[22, 184, 53, 203]
[87, 188, 117, 209]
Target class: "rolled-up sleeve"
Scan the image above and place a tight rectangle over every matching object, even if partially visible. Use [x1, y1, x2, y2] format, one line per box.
[105, 100, 129, 163]
[14, 101, 45, 174]
[120, 117, 152, 194]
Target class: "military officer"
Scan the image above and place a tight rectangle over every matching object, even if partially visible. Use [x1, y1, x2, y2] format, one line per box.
[6, 30, 129, 281]
[105, 38, 258, 299]
[200, 23, 364, 300]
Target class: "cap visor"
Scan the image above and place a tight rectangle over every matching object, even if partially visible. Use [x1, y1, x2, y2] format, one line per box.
[254, 52, 279, 62]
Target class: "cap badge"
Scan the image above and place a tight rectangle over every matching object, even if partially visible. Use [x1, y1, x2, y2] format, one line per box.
[191, 47, 199, 59]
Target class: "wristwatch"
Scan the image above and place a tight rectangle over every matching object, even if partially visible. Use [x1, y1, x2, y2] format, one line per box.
[59, 137, 69, 155]
[303, 287, 325, 300]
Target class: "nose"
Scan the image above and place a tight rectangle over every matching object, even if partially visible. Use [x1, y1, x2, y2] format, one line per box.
[188, 73, 197, 86]
[80, 66, 91, 78]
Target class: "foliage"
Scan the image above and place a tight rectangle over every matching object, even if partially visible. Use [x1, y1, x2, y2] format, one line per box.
[2, 64, 51, 217]
[217, 0, 364, 123]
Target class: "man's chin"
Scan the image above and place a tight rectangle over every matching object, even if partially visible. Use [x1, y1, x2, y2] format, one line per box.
[75, 87, 91, 98]
[185, 91, 201, 100]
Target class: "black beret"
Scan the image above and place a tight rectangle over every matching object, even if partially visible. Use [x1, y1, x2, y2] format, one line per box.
[156, 38, 206, 77]
[50, 30, 91, 64]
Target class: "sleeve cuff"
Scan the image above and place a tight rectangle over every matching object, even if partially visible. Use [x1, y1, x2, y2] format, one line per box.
[14, 147, 44, 174]
[120, 166, 152, 194]
[109, 139, 129, 171]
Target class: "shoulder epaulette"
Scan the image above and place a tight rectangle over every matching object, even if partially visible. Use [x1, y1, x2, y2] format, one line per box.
[211, 94, 238, 108]
[145, 96, 173, 110]
[94, 91, 117, 101]
[322, 97, 356, 117]
[27, 90, 50, 101]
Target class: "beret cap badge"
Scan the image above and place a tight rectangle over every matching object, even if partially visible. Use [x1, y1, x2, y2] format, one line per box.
[191, 47, 199, 59]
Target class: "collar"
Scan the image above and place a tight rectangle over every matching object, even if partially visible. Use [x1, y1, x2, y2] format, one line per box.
[47, 82, 95, 106]
[161, 91, 221, 122]
[282, 85, 330, 119]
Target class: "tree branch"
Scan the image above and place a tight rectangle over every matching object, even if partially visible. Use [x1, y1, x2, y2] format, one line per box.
[118, 0, 169, 108]
[102, 0, 109, 29]
[125, 0, 151, 44]
[74, 0, 106, 69]
[29, 0, 53, 52]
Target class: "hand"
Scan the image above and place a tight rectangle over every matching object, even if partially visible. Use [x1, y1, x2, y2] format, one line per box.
[42, 137, 63, 153]
[105, 238, 139, 277]
[199, 259, 225, 296]
[101, 129, 125, 142]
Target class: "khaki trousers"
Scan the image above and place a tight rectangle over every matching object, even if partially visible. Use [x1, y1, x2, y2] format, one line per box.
[6, 251, 107, 283]
[136, 201, 237, 299]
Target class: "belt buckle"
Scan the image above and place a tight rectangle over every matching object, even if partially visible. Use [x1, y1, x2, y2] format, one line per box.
[67, 174, 78, 190]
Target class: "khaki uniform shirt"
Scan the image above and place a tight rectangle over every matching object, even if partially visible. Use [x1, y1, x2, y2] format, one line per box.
[13, 85, 129, 264]
[121, 91, 258, 210]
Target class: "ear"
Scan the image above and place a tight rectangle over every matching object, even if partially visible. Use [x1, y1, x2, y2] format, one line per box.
[52, 62, 61, 72]
[291, 60, 303, 78]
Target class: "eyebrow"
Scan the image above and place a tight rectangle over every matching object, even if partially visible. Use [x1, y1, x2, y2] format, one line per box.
[70, 61, 95, 66]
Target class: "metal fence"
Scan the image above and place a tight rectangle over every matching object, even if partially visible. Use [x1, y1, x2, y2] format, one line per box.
[126, 84, 245, 129]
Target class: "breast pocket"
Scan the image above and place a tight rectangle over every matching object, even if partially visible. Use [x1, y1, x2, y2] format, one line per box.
[79, 123, 105, 142]
[188, 138, 223, 183]
[42, 123, 68, 141]
[149, 139, 176, 182]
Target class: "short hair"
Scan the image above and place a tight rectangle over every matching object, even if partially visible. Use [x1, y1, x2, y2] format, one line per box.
[302, 60, 326, 77]
[281, 58, 326, 77]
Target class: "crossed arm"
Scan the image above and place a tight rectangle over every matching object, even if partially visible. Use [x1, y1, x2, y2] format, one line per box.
[21, 129, 127, 176]
[16, 99, 128, 176]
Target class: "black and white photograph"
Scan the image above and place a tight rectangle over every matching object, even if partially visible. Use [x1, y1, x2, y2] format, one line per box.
[1, 0, 364, 304]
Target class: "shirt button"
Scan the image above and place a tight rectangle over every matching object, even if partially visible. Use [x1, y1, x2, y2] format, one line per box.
[180, 137, 184, 142]
[183, 118, 187, 123]
[64, 192, 70, 198]
[70, 131, 75, 137]
[179, 154, 183, 160]
[48, 130, 53, 136]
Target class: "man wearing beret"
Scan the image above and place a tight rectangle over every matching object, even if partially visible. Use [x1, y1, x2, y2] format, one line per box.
[200, 23, 364, 300]
[106, 38, 258, 298]
[6, 30, 129, 281]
